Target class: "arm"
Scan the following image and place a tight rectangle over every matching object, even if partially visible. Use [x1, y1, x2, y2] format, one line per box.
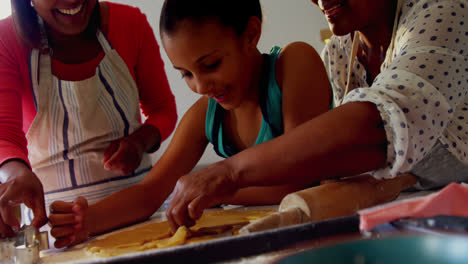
[0, 19, 47, 236]
[172, 103, 387, 219]
[336, 1, 468, 179]
[135, 10, 177, 143]
[50, 97, 209, 248]
[224, 42, 332, 204]
[0, 19, 30, 170]
[230, 102, 387, 185]
[167, 101, 387, 229]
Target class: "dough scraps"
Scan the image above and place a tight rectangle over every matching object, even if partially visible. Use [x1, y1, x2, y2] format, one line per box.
[86, 209, 274, 257]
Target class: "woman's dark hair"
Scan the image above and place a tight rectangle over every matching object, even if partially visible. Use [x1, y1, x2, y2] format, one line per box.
[11, 0, 101, 50]
[11, 0, 42, 48]
[160, 0, 262, 36]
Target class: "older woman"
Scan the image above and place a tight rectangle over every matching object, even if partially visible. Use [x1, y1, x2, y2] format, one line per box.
[165, 0, 468, 228]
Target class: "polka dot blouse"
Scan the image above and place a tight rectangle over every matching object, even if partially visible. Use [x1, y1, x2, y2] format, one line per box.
[321, 0, 468, 179]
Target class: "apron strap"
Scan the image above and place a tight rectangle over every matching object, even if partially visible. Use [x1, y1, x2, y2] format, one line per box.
[29, 49, 40, 111]
[29, 49, 52, 113]
[96, 30, 114, 53]
[342, 31, 361, 105]
[29, 29, 113, 111]
[342, 0, 404, 104]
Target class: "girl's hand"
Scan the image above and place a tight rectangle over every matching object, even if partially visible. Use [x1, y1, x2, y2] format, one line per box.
[0, 160, 47, 238]
[166, 161, 239, 232]
[102, 136, 145, 175]
[49, 196, 89, 248]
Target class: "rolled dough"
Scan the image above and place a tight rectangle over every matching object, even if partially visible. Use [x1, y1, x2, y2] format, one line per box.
[86, 209, 274, 257]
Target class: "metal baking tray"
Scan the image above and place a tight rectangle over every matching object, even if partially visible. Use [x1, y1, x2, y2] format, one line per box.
[42, 214, 359, 264]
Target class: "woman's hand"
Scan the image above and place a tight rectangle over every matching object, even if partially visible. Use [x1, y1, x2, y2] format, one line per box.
[103, 136, 145, 175]
[103, 124, 161, 175]
[166, 161, 239, 232]
[0, 160, 47, 238]
[49, 196, 89, 248]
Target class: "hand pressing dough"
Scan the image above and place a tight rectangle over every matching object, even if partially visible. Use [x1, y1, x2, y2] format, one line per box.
[86, 209, 274, 257]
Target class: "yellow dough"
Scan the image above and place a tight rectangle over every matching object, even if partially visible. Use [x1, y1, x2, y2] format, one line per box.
[86, 209, 274, 257]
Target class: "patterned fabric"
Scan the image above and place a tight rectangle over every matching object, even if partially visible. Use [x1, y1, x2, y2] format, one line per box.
[205, 46, 283, 158]
[321, 0, 468, 179]
[26, 31, 152, 211]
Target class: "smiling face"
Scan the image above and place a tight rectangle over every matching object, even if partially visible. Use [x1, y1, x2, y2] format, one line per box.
[311, 0, 394, 36]
[31, 0, 97, 36]
[162, 19, 259, 110]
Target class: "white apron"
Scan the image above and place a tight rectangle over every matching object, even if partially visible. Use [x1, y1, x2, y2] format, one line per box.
[24, 31, 152, 221]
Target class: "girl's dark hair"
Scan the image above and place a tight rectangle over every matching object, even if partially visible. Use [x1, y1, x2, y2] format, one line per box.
[11, 0, 101, 50]
[160, 0, 262, 36]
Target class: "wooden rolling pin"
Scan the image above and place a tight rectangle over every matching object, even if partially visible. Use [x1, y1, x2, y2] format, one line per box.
[239, 173, 417, 234]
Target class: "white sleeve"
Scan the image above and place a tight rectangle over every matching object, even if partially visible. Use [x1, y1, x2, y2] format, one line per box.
[343, 0, 468, 179]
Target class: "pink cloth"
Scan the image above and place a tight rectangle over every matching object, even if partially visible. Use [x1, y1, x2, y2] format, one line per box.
[359, 183, 468, 231]
[0, 2, 177, 167]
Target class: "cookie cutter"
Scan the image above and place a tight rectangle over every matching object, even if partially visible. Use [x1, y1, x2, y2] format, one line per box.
[0, 205, 49, 264]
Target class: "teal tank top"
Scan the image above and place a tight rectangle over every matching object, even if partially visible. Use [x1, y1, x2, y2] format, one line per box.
[205, 46, 283, 158]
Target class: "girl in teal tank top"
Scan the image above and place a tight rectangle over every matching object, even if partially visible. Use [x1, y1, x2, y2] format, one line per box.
[205, 46, 284, 158]
[205, 46, 335, 158]
[48, 0, 333, 245]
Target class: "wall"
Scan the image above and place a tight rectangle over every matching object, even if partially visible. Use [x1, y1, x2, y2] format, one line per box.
[0, 1, 11, 19]
[109, 0, 329, 166]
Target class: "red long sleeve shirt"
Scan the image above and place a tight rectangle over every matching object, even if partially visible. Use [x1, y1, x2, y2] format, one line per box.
[0, 2, 177, 167]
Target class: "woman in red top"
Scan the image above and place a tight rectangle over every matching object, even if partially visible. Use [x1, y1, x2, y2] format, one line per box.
[0, 0, 177, 238]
